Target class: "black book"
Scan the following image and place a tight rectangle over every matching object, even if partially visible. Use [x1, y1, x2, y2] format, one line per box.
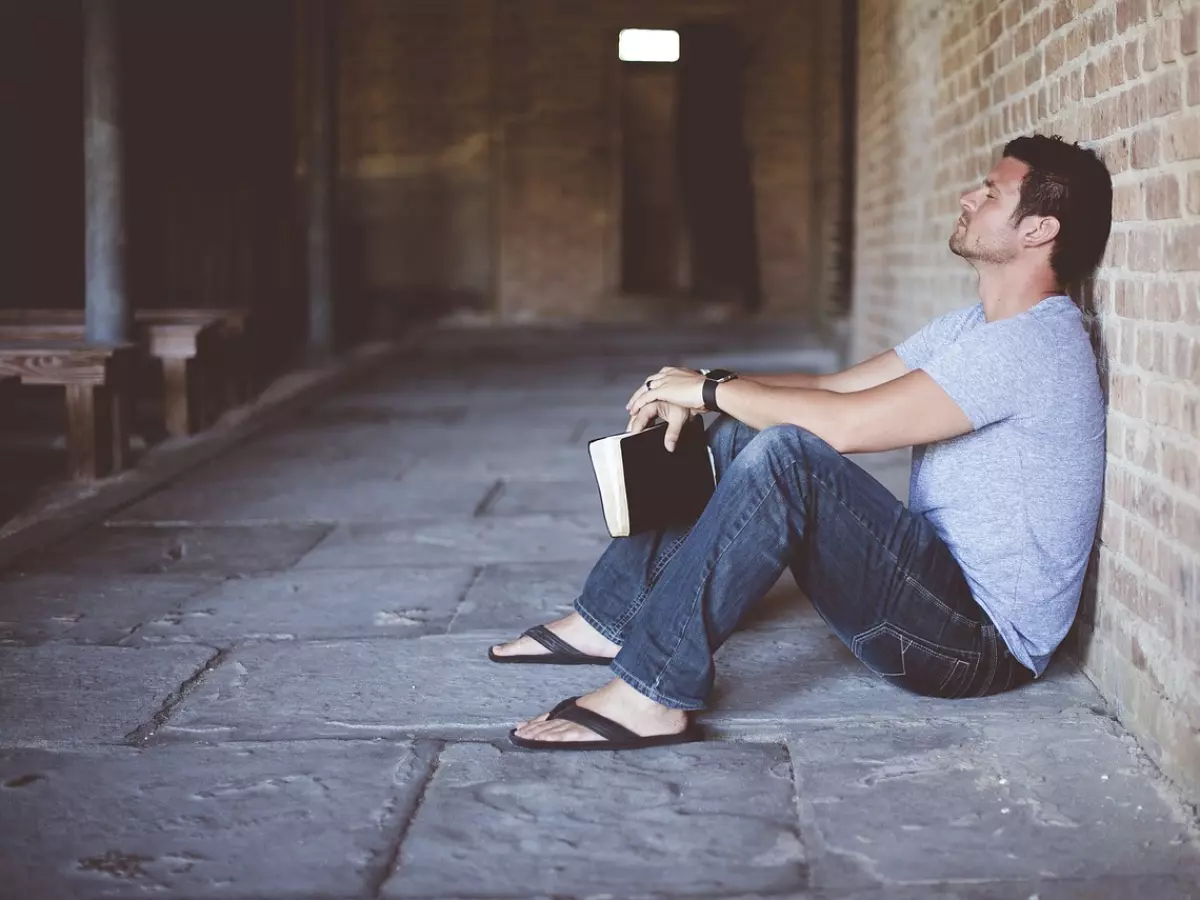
[587, 415, 716, 538]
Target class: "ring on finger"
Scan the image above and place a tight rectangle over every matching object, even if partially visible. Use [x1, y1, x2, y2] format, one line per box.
[645, 379, 654, 390]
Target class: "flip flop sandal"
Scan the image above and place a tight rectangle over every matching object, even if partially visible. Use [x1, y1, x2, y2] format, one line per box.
[487, 624, 614, 665]
[509, 696, 704, 751]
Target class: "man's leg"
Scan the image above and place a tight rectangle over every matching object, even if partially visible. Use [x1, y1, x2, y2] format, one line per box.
[492, 414, 759, 659]
[516, 425, 1012, 744]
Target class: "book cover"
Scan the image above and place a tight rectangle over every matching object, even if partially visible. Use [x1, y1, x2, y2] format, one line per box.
[588, 415, 716, 538]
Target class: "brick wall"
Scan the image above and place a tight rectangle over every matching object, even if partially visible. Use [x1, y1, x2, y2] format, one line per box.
[853, 0, 1200, 800]
[334, 0, 824, 321]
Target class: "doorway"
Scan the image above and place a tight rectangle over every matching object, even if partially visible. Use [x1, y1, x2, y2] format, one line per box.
[616, 24, 759, 307]
[620, 62, 687, 295]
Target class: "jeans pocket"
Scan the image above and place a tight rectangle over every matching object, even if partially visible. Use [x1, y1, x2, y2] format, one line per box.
[851, 622, 976, 699]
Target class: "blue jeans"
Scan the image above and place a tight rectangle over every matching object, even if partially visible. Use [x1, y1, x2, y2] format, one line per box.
[574, 415, 1034, 710]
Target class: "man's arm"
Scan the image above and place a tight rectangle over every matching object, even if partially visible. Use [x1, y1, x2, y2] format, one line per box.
[747, 349, 909, 394]
[712, 368, 973, 454]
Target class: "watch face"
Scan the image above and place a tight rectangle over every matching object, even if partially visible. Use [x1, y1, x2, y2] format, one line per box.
[705, 369, 737, 382]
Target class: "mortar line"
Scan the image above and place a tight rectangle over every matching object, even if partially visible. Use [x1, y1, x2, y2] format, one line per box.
[365, 739, 445, 900]
[122, 645, 232, 746]
[472, 479, 506, 518]
[444, 565, 485, 636]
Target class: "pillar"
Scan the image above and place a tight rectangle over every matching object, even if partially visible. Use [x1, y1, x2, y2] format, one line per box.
[83, 0, 131, 345]
[306, 0, 337, 357]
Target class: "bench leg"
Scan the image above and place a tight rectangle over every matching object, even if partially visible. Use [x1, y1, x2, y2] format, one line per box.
[162, 356, 200, 438]
[65, 384, 128, 479]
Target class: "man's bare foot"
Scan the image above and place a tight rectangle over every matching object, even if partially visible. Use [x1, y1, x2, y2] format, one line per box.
[490, 611, 621, 660]
[513, 677, 689, 743]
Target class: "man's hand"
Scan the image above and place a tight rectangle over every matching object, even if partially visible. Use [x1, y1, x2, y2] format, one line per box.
[626, 399, 699, 453]
[626, 367, 706, 420]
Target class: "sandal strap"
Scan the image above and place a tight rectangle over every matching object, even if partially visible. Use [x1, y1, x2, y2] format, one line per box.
[549, 699, 639, 743]
[521, 624, 585, 658]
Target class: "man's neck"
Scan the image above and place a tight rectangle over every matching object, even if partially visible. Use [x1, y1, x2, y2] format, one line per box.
[975, 266, 1062, 322]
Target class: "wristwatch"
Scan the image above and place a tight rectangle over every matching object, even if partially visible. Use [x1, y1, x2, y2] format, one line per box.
[700, 368, 739, 413]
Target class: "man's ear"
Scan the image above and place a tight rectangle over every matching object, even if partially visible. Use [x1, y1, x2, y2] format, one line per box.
[1022, 215, 1060, 249]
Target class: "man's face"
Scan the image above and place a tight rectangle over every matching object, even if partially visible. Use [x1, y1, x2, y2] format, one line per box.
[949, 156, 1029, 264]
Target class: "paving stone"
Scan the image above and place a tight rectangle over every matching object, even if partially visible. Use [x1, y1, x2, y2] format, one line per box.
[482, 479, 605, 518]
[803, 877, 1200, 899]
[0, 740, 431, 898]
[162, 636, 609, 742]
[0, 575, 219, 645]
[0, 645, 214, 743]
[707, 649, 1101, 735]
[20, 525, 332, 576]
[787, 717, 1200, 890]
[296, 516, 610, 569]
[403, 445, 597, 482]
[163, 635, 1096, 744]
[113, 475, 499, 524]
[448, 561, 593, 632]
[382, 741, 807, 898]
[127, 566, 475, 644]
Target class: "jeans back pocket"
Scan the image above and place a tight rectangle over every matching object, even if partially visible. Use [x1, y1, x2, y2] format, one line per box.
[850, 622, 977, 699]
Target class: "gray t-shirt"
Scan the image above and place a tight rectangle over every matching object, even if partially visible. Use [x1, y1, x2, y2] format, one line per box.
[894, 296, 1105, 675]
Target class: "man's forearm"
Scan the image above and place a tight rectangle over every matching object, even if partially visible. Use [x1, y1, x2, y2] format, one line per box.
[744, 372, 825, 390]
[711, 379, 853, 449]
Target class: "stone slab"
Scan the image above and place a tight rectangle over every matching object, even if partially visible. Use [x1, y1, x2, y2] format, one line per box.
[163, 635, 1099, 744]
[707, 648, 1101, 736]
[482, 479, 606, 518]
[296, 516, 610, 569]
[0, 740, 432, 898]
[805, 877, 1200, 899]
[788, 717, 1200, 890]
[448, 561, 594, 632]
[162, 636, 611, 742]
[20, 525, 332, 576]
[126, 566, 476, 644]
[112, 476, 499, 524]
[0, 645, 214, 744]
[402, 446, 596, 482]
[0, 575, 220, 646]
[382, 741, 807, 898]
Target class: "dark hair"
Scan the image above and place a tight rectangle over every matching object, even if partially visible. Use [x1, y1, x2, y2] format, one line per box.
[1002, 134, 1113, 286]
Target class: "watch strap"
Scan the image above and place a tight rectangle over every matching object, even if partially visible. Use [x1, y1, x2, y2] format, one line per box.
[702, 377, 720, 413]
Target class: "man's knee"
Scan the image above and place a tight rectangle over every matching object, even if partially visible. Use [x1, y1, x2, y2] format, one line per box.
[742, 424, 840, 468]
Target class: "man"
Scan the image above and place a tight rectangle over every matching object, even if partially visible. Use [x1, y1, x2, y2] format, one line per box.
[491, 133, 1113, 751]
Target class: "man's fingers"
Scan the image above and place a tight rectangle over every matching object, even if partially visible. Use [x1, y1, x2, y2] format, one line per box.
[627, 403, 658, 434]
[663, 407, 687, 452]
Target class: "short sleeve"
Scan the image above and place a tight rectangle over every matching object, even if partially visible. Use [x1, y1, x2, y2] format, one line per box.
[894, 305, 982, 370]
[919, 320, 1034, 430]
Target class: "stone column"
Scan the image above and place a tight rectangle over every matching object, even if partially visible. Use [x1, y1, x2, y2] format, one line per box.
[306, 0, 337, 356]
[83, 0, 131, 345]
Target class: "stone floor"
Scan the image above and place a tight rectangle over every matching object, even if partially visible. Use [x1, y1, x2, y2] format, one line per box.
[0, 323, 1197, 900]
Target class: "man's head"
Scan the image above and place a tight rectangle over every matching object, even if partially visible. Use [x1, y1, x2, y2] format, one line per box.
[950, 134, 1113, 287]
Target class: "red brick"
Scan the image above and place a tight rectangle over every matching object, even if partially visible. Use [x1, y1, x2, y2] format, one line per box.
[1113, 182, 1144, 220]
[1142, 28, 1161, 72]
[1184, 6, 1199, 55]
[1162, 18, 1180, 64]
[1148, 70, 1184, 116]
[1131, 126, 1161, 167]
[1128, 228, 1165, 269]
[1145, 174, 1181, 219]
[1132, 37, 1149, 76]
[1188, 58, 1200, 106]
[1164, 116, 1200, 160]
[1188, 171, 1200, 215]
[1165, 223, 1200, 270]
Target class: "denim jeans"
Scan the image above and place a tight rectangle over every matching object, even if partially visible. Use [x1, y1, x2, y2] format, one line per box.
[574, 415, 1034, 710]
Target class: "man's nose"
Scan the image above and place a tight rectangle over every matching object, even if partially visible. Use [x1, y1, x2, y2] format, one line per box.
[959, 192, 974, 213]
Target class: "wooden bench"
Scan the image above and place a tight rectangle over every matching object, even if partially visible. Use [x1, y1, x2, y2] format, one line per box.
[0, 342, 133, 479]
[0, 308, 251, 438]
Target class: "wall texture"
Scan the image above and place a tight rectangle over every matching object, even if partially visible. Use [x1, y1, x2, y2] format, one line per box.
[853, 0, 1200, 799]
[334, 0, 827, 321]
